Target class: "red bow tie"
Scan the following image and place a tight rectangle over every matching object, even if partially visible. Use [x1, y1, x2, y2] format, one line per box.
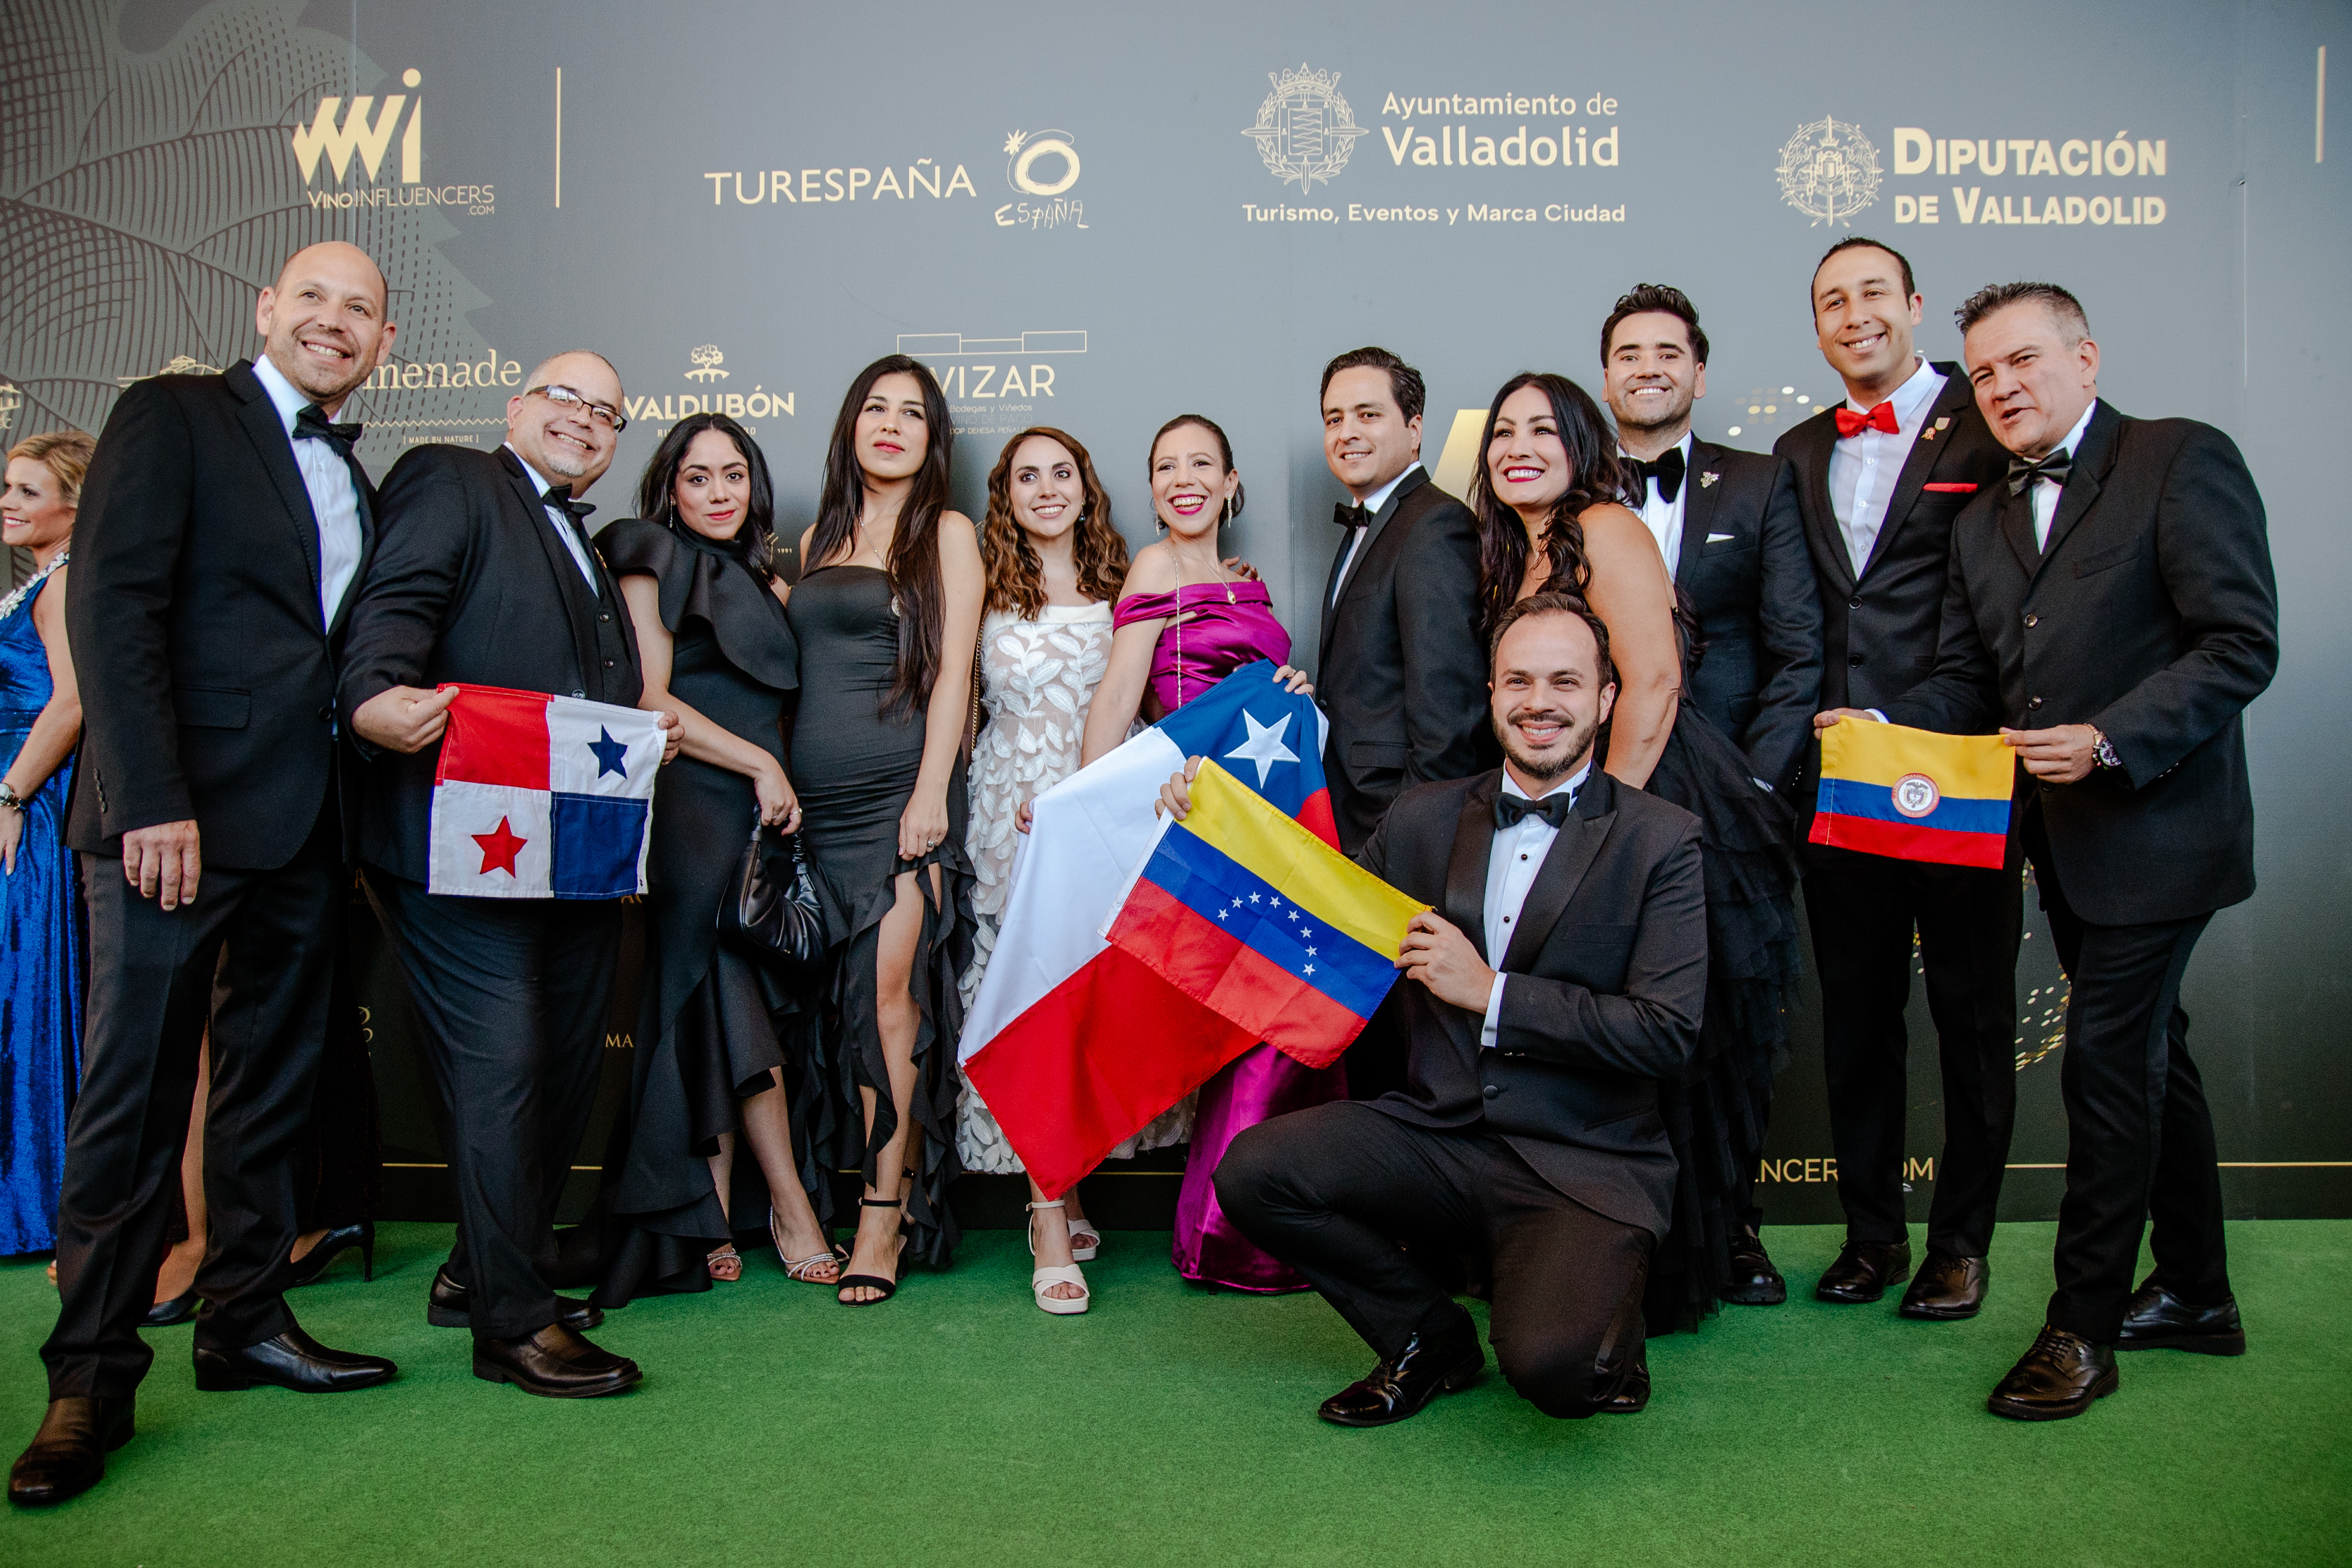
[1835, 402, 1900, 439]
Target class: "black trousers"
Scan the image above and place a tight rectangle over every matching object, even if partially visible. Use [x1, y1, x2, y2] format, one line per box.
[1217, 1102, 1652, 1420]
[2028, 820, 2228, 1343]
[366, 872, 619, 1340]
[43, 808, 342, 1399]
[1803, 843, 2022, 1256]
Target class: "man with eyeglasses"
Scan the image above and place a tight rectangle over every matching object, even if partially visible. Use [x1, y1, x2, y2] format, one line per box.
[339, 351, 680, 1398]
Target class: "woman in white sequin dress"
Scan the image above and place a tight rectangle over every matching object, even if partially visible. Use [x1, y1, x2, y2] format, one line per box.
[956, 427, 1192, 1312]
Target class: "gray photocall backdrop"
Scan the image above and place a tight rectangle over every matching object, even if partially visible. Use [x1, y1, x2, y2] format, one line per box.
[5, 0, 2345, 1224]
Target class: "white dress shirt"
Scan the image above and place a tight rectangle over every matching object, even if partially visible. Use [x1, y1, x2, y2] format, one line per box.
[2032, 400, 2099, 550]
[1621, 431, 1694, 578]
[252, 354, 364, 626]
[1478, 760, 1592, 1049]
[1827, 356, 1944, 579]
[1331, 461, 1422, 607]
[506, 445, 601, 594]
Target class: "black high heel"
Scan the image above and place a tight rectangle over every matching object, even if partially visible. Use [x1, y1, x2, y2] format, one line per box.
[287, 1221, 375, 1287]
[834, 1198, 909, 1306]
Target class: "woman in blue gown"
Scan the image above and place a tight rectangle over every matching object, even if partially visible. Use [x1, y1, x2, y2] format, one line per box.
[0, 431, 91, 1258]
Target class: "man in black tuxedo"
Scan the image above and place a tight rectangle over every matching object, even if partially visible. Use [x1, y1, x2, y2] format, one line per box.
[1856, 282, 2276, 1419]
[340, 352, 677, 1399]
[1774, 239, 2020, 1321]
[14, 243, 400, 1509]
[1602, 283, 1821, 1305]
[1315, 347, 1489, 1100]
[1181, 595, 1707, 1425]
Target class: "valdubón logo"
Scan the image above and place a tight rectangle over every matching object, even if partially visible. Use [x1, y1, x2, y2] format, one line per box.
[1776, 115, 1881, 227]
[1243, 65, 1365, 191]
[622, 346, 793, 430]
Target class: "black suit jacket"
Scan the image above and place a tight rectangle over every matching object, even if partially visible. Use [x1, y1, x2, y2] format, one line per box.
[1316, 467, 1490, 855]
[338, 445, 643, 882]
[1355, 768, 1707, 1236]
[65, 360, 373, 866]
[1776, 362, 2010, 809]
[1883, 403, 2277, 926]
[1669, 441, 1822, 792]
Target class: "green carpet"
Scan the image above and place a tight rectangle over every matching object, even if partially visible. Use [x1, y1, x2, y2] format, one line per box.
[2, 1221, 2346, 1567]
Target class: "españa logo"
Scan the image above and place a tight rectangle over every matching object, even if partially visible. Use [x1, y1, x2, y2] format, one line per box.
[292, 68, 425, 184]
[1244, 65, 1365, 191]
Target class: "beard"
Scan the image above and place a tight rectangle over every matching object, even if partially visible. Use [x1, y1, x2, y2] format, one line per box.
[1613, 385, 1695, 436]
[1493, 703, 1598, 782]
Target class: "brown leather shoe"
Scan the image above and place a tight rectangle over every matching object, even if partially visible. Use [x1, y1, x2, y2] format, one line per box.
[1815, 1239, 1911, 1303]
[8, 1397, 133, 1508]
[1987, 1324, 2118, 1420]
[1721, 1226, 1787, 1306]
[1898, 1251, 1988, 1320]
[1317, 1330, 1483, 1427]
[473, 1323, 642, 1398]
[192, 1326, 396, 1393]
[2117, 1281, 2245, 1355]
[428, 1265, 602, 1333]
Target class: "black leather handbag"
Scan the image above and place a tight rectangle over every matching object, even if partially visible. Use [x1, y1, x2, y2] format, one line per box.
[716, 821, 829, 980]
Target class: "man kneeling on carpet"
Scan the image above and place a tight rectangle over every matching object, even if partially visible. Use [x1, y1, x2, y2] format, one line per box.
[1159, 593, 1708, 1425]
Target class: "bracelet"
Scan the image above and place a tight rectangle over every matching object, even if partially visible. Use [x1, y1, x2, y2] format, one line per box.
[0, 782, 23, 814]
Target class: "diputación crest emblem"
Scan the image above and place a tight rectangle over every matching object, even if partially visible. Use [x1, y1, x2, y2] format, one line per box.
[1242, 65, 1364, 191]
[1776, 116, 1881, 227]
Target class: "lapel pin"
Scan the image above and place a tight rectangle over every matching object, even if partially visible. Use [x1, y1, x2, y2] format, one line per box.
[1920, 427, 1937, 441]
[1699, 471, 1719, 489]
[1935, 415, 1951, 430]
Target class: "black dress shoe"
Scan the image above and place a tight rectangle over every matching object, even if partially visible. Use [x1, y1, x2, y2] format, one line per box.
[1598, 1356, 1651, 1414]
[8, 1398, 133, 1508]
[1815, 1239, 1912, 1304]
[2118, 1281, 2245, 1355]
[1318, 1331, 1484, 1428]
[1987, 1324, 2118, 1420]
[428, 1264, 602, 1333]
[1899, 1251, 1989, 1320]
[1721, 1226, 1787, 1306]
[287, 1221, 375, 1287]
[141, 1290, 201, 1328]
[473, 1324, 642, 1398]
[192, 1327, 397, 1394]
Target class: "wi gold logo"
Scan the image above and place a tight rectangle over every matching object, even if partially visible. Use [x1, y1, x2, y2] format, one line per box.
[292, 69, 425, 185]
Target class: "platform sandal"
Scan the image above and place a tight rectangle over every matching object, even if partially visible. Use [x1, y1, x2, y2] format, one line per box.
[772, 1206, 841, 1285]
[1028, 1199, 1090, 1316]
[836, 1197, 908, 1306]
[1066, 1209, 1101, 1263]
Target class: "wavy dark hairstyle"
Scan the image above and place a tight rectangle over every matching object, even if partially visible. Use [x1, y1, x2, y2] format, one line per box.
[1147, 414, 1245, 528]
[981, 427, 1129, 617]
[631, 411, 778, 578]
[806, 354, 956, 716]
[1465, 372, 1639, 636]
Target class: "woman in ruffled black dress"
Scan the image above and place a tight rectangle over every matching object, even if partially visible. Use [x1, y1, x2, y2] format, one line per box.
[1471, 372, 1800, 1333]
[593, 412, 842, 1302]
[789, 357, 983, 1304]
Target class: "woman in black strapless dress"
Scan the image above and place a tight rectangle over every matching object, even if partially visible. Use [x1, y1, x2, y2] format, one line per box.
[789, 356, 984, 1304]
[593, 412, 843, 1303]
[1471, 372, 1802, 1338]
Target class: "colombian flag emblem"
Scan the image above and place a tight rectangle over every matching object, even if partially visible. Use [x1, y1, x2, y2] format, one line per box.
[1810, 717, 2014, 870]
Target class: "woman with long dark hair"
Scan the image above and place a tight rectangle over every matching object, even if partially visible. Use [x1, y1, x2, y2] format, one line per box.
[791, 357, 984, 1304]
[590, 412, 842, 1301]
[1077, 415, 1328, 1294]
[1470, 372, 1800, 1339]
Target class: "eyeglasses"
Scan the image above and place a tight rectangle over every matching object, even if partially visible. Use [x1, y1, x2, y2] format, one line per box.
[528, 383, 627, 433]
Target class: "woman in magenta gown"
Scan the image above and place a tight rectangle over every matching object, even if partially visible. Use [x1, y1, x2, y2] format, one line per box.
[1078, 414, 1340, 1291]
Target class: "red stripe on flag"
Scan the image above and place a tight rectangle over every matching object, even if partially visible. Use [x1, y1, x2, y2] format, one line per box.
[961, 947, 1257, 1199]
[1108, 878, 1372, 1070]
[1808, 810, 2007, 870]
[1297, 787, 1339, 849]
[436, 684, 552, 789]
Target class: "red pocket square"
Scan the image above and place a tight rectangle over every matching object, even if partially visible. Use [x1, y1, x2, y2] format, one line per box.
[1922, 482, 1978, 493]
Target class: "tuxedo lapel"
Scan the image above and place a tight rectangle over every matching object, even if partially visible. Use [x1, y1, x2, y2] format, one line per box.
[1499, 770, 1615, 973]
[1676, 441, 1723, 593]
[227, 361, 326, 619]
[1320, 466, 1428, 662]
[324, 456, 376, 644]
[1861, 365, 1973, 578]
[1444, 771, 1498, 961]
[1790, 416, 1851, 593]
[2031, 400, 2120, 578]
[499, 449, 604, 687]
[1999, 483, 2040, 578]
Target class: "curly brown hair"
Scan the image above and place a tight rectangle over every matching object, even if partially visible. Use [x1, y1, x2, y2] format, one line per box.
[981, 427, 1129, 615]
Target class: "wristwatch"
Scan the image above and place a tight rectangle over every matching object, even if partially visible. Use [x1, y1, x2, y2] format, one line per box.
[0, 782, 23, 814]
[2088, 727, 2121, 771]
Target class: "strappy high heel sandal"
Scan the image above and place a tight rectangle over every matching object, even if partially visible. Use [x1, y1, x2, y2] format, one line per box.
[772, 1206, 841, 1285]
[835, 1197, 908, 1306]
[706, 1244, 743, 1282]
[1028, 1199, 1090, 1316]
[1066, 1210, 1101, 1263]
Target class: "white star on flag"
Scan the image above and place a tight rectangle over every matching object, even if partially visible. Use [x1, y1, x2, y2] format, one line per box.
[1223, 709, 1298, 788]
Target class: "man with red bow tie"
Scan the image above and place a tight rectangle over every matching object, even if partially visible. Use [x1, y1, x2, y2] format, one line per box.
[1774, 239, 2017, 1323]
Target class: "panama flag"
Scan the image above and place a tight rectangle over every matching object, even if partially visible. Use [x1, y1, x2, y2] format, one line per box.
[427, 684, 666, 899]
[959, 663, 1336, 1197]
[1809, 715, 2014, 870]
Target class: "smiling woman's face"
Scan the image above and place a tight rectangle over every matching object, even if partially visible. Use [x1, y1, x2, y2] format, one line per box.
[1008, 434, 1082, 545]
[1486, 384, 1572, 515]
[1149, 422, 1236, 540]
[672, 427, 752, 541]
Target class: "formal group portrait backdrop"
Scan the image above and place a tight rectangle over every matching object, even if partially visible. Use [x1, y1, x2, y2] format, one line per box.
[4, 0, 2344, 1223]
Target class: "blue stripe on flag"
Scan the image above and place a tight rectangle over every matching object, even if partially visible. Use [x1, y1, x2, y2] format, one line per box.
[1138, 825, 1392, 1021]
[1815, 777, 2011, 836]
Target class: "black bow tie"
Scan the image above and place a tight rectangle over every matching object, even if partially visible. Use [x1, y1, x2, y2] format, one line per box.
[1494, 788, 1576, 830]
[1334, 501, 1371, 530]
[293, 404, 362, 456]
[2007, 449, 2072, 497]
[543, 488, 596, 527]
[1626, 447, 1686, 505]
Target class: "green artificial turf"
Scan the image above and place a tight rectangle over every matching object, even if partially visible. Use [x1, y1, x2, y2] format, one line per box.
[1, 1221, 2346, 1567]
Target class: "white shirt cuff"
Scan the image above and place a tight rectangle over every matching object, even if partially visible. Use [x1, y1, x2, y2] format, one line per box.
[1864, 709, 1889, 723]
[1480, 972, 1506, 1050]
